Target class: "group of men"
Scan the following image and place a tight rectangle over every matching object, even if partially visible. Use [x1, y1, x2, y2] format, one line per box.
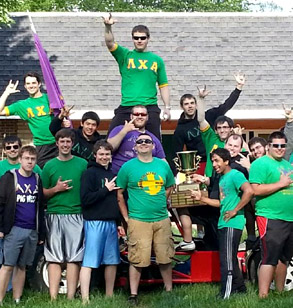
[0, 13, 292, 306]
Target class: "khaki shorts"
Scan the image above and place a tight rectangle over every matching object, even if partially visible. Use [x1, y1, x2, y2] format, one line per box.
[127, 218, 174, 267]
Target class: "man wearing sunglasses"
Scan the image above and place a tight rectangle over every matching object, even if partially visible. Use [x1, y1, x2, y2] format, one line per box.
[103, 14, 170, 140]
[249, 131, 293, 298]
[116, 133, 175, 305]
[107, 105, 165, 175]
[0, 136, 42, 178]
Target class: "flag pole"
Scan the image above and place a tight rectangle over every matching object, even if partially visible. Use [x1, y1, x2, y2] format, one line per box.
[27, 11, 36, 34]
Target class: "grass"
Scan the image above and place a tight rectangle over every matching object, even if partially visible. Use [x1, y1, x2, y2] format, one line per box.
[2, 283, 293, 308]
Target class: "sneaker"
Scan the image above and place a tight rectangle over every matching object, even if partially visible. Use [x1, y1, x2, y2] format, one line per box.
[128, 295, 138, 306]
[175, 240, 196, 251]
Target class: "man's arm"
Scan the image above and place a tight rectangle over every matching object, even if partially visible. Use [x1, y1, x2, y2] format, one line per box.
[107, 120, 138, 151]
[117, 188, 129, 223]
[0, 80, 20, 115]
[283, 104, 293, 161]
[165, 186, 174, 200]
[190, 189, 220, 207]
[160, 86, 171, 121]
[43, 177, 73, 199]
[251, 172, 293, 196]
[102, 13, 116, 50]
[197, 86, 210, 130]
[224, 181, 253, 221]
[205, 73, 245, 126]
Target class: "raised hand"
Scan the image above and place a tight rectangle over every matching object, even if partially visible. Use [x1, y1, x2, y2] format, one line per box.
[235, 152, 251, 170]
[58, 105, 74, 120]
[234, 71, 246, 89]
[283, 103, 293, 122]
[122, 119, 139, 133]
[197, 85, 211, 99]
[105, 176, 119, 191]
[232, 124, 245, 135]
[5, 80, 20, 95]
[102, 13, 117, 26]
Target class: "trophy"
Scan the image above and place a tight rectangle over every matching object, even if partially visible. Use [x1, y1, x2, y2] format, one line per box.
[173, 151, 201, 192]
[171, 151, 207, 208]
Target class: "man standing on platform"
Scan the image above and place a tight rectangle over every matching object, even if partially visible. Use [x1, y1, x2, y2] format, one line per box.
[103, 14, 171, 140]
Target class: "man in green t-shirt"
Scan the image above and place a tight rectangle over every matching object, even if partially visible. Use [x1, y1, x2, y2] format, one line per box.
[192, 148, 253, 299]
[42, 128, 87, 300]
[249, 131, 293, 298]
[116, 133, 175, 305]
[103, 13, 171, 140]
[0, 72, 57, 168]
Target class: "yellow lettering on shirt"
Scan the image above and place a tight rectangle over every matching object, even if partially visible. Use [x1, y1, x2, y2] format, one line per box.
[138, 60, 148, 70]
[36, 106, 46, 116]
[150, 62, 158, 72]
[127, 59, 136, 69]
[27, 108, 35, 118]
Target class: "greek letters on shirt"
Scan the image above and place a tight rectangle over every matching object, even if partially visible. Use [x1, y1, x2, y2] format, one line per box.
[127, 59, 158, 73]
[26, 106, 51, 118]
[16, 182, 38, 203]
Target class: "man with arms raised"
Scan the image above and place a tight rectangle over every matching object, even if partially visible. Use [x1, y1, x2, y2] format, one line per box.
[173, 73, 245, 174]
[117, 133, 175, 305]
[103, 14, 170, 140]
[0, 72, 57, 168]
[42, 129, 87, 300]
[0, 145, 44, 305]
[107, 105, 165, 174]
[249, 131, 293, 298]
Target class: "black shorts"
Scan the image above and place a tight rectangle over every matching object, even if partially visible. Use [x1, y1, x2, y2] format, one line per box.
[256, 216, 293, 266]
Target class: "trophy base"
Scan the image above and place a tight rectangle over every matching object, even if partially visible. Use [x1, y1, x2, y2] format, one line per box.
[171, 186, 208, 208]
[177, 182, 199, 192]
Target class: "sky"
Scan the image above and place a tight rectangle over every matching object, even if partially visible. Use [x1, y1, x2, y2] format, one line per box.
[250, 0, 293, 12]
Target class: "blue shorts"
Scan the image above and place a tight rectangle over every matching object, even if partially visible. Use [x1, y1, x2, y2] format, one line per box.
[82, 220, 120, 268]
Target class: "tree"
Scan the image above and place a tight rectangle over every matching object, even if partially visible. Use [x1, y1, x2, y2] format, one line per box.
[0, 0, 18, 25]
[4, 0, 250, 14]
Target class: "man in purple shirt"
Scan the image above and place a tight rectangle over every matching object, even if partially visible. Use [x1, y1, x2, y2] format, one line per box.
[0, 146, 44, 305]
[107, 105, 166, 174]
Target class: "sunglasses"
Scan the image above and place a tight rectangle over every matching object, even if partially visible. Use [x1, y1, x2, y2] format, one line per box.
[132, 36, 147, 41]
[270, 143, 287, 149]
[5, 145, 20, 150]
[132, 112, 148, 117]
[136, 139, 153, 145]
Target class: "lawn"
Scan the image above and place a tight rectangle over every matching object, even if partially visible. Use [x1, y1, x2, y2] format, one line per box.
[2, 283, 293, 308]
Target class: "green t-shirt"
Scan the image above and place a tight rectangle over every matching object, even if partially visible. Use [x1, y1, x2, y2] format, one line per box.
[5, 94, 55, 146]
[0, 159, 42, 177]
[116, 157, 175, 222]
[41, 156, 87, 214]
[218, 169, 247, 230]
[249, 155, 293, 221]
[200, 125, 225, 177]
[111, 44, 168, 106]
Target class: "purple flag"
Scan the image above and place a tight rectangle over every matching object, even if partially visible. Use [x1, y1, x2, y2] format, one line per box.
[33, 33, 65, 112]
